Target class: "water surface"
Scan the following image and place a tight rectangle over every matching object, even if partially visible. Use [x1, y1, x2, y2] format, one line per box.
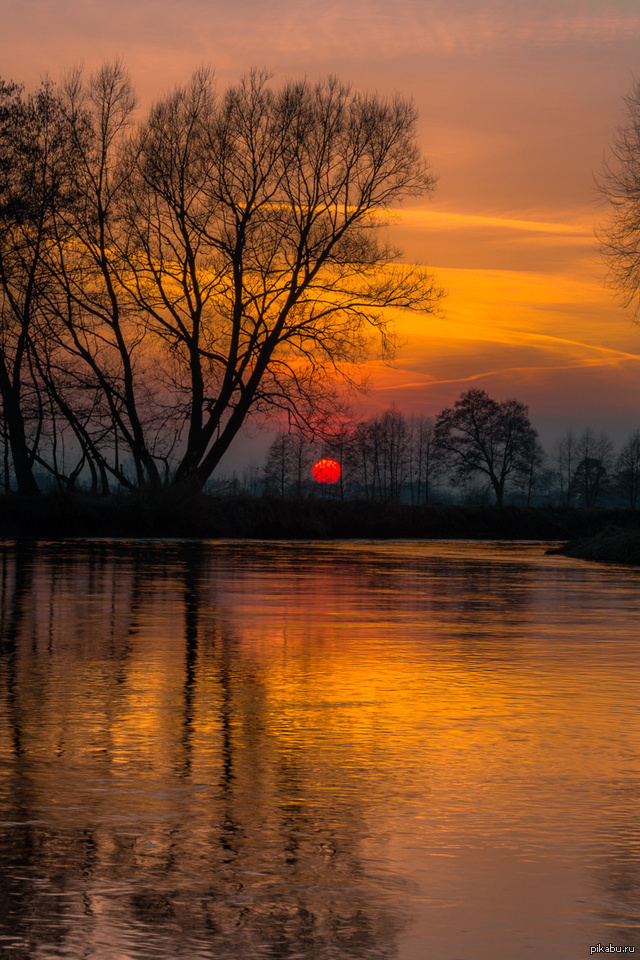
[1, 540, 639, 959]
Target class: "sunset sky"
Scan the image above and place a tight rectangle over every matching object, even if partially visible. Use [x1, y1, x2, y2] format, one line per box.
[4, 0, 640, 458]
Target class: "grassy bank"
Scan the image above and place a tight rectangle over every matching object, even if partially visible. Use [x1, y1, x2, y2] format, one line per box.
[0, 492, 639, 541]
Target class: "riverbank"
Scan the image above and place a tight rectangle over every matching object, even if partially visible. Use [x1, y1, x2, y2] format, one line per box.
[0, 492, 639, 541]
[548, 527, 640, 565]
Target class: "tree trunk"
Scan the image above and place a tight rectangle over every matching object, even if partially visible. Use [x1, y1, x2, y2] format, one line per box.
[0, 372, 39, 494]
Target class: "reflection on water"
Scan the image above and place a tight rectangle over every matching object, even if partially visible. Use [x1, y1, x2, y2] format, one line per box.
[0, 540, 639, 959]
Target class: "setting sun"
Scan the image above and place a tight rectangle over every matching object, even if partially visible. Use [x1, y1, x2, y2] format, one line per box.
[312, 458, 341, 484]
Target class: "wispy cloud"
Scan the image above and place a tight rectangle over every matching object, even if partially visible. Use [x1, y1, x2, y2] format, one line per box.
[232, 0, 640, 60]
[377, 351, 640, 392]
[5, 0, 640, 82]
[394, 209, 593, 236]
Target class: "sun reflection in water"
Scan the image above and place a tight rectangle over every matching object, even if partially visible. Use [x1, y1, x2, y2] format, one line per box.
[0, 540, 639, 959]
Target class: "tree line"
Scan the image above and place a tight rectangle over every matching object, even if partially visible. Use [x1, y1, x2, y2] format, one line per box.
[0, 63, 440, 495]
[260, 388, 640, 508]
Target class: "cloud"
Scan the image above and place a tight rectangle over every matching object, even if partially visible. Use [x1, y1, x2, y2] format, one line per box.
[224, 0, 640, 60]
[355, 254, 640, 433]
[394, 209, 593, 236]
[5, 0, 640, 86]
[222, 0, 640, 60]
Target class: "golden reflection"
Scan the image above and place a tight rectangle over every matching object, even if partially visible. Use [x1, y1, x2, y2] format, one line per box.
[0, 541, 639, 958]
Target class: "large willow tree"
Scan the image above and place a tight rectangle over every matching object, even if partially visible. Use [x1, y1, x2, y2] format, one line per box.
[0, 64, 442, 493]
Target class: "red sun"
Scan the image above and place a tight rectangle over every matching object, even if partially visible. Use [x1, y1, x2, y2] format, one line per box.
[312, 458, 341, 484]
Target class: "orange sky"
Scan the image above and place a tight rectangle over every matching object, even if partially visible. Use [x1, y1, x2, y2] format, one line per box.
[3, 0, 640, 455]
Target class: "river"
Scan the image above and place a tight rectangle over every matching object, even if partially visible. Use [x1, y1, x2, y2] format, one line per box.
[0, 540, 638, 959]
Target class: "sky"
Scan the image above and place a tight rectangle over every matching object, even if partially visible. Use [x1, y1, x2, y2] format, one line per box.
[3, 0, 640, 461]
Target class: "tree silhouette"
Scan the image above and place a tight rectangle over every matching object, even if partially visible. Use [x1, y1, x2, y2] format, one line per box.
[0, 81, 66, 493]
[552, 429, 579, 507]
[263, 430, 315, 498]
[116, 69, 441, 491]
[572, 427, 613, 507]
[600, 76, 640, 320]
[51, 62, 166, 492]
[0, 65, 441, 493]
[434, 388, 539, 507]
[616, 428, 640, 508]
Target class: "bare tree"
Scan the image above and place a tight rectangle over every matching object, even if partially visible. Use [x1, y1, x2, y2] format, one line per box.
[379, 408, 410, 502]
[434, 388, 539, 508]
[262, 433, 290, 499]
[262, 430, 315, 498]
[346, 410, 410, 502]
[48, 61, 164, 491]
[572, 428, 614, 508]
[321, 421, 354, 500]
[552, 429, 579, 506]
[599, 76, 640, 320]
[342, 419, 373, 499]
[512, 430, 546, 506]
[334, 410, 441, 503]
[115, 70, 441, 492]
[408, 414, 442, 504]
[0, 80, 66, 493]
[616, 428, 640, 508]
[0, 65, 440, 494]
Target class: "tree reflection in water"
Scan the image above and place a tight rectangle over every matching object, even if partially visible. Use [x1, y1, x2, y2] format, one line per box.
[0, 541, 408, 959]
[1, 540, 640, 959]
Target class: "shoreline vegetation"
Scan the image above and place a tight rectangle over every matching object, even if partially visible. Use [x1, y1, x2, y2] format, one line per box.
[545, 528, 640, 565]
[0, 493, 639, 561]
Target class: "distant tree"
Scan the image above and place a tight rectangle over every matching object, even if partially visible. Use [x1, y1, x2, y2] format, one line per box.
[342, 408, 410, 502]
[376, 408, 410, 501]
[572, 428, 614, 508]
[263, 433, 289, 499]
[512, 430, 546, 506]
[320, 409, 440, 503]
[262, 430, 315, 498]
[240, 462, 262, 497]
[616, 428, 640, 508]
[342, 419, 374, 499]
[572, 457, 607, 508]
[320, 421, 354, 500]
[408, 414, 442, 504]
[536, 466, 559, 506]
[552, 429, 579, 506]
[434, 388, 539, 507]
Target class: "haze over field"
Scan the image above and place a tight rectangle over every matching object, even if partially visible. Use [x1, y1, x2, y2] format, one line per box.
[3, 0, 640, 464]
